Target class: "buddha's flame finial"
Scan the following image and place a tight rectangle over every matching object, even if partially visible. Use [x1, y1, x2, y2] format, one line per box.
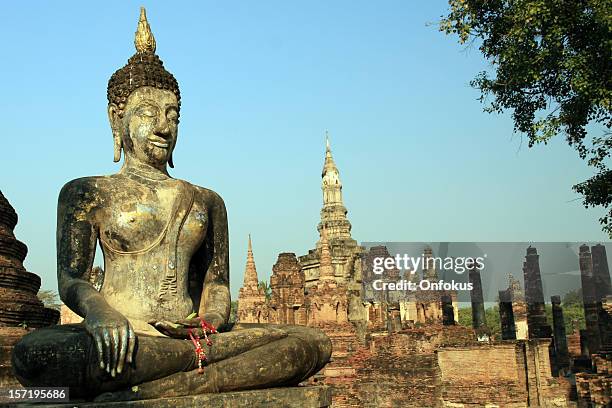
[134, 7, 156, 54]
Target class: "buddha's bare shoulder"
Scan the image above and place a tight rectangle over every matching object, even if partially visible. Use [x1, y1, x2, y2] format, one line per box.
[58, 175, 116, 208]
[180, 180, 227, 212]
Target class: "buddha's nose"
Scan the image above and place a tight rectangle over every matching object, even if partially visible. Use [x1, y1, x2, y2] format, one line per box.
[154, 115, 171, 137]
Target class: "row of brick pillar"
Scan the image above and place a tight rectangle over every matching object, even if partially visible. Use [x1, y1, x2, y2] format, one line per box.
[492, 245, 611, 375]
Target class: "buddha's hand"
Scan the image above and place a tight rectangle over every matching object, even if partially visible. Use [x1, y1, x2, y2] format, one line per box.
[148, 313, 223, 339]
[84, 309, 136, 377]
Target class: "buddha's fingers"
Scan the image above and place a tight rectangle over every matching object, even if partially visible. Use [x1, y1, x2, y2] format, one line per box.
[93, 332, 105, 370]
[206, 328, 288, 364]
[111, 327, 121, 377]
[117, 326, 128, 374]
[102, 330, 112, 374]
[127, 325, 136, 364]
[151, 321, 190, 338]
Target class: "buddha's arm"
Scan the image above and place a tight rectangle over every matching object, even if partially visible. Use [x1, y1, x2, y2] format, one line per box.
[198, 192, 231, 328]
[56, 179, 135, 376]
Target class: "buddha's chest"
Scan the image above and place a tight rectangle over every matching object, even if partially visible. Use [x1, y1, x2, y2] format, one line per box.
[98, 183, 208, 254]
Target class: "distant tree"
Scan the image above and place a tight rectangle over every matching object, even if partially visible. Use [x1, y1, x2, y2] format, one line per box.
[458, 305, 501, 337]
[461, 289, 587, 336]
[484, 305, 501, 337]
[440, 0, 612, 237]
[258, 280, 272, 301]
[545, 302, 585, 334]
[229, 301, 238, 323]
[562, 288, 583, 307]
[458, 306, 473, 327]
[37, 289, 61, 311]
[561, 288, 586, 333]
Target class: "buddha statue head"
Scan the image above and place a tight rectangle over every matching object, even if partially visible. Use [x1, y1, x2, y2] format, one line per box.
[107, 7, 181, 169]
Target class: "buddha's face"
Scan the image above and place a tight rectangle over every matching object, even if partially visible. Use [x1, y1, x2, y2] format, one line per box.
[108, 86, 179, 168]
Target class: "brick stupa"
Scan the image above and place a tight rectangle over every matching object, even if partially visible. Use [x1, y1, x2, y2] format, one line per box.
[0, 190, 59, 388]
[0, 190, 59, 327]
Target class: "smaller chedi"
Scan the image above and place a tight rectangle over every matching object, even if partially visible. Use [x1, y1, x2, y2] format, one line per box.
[236, 235, 269, 323]
[0, 190, 59, 328]
[0, 190, 59, 388]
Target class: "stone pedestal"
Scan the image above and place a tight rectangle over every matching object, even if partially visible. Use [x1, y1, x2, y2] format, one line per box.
[10, 386, 331, 408]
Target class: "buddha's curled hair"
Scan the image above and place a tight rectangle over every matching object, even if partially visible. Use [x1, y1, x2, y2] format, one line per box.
[107, 52, 180, 109]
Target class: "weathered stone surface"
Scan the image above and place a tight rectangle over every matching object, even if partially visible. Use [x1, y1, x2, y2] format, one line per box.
[575, 293, 612, 407]
[580, 244, 602, 355]
[551, 295, 570, 373]
[0, 327, 29, 389]
[499, 289, 517, 340]
[468, 266, 486, 331]
[522, 246, 552, 339]
[0, 190, 59, 328]
[6, 386, 332, 408]
[269, 253, 306, 325]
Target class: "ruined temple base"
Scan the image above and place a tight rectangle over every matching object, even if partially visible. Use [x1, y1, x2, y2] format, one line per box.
[11, 386, 332, 408]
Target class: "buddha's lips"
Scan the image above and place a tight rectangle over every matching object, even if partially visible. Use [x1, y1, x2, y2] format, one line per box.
[148, 138, 169, 148]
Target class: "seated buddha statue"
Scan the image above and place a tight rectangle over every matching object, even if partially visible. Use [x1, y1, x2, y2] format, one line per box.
[11, 8, 331, 401]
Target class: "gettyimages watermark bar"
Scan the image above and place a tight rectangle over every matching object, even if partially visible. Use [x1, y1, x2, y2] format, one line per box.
[360, 242, 611, 303]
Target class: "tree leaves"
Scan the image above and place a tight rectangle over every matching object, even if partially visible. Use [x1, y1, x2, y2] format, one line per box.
[441, 0, 612, 237]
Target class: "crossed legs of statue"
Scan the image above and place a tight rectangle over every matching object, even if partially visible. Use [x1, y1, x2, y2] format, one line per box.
[12, 323, 332, 401]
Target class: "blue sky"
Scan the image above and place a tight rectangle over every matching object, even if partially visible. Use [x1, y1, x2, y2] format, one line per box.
[1, 1, 608, 300]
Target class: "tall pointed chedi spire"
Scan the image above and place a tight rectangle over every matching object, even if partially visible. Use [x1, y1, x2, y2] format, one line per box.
[243, 234, 259, 287]
[237, 234, 268, 323]
[319, 227, 335, 280]
[318, 131, 353, 244]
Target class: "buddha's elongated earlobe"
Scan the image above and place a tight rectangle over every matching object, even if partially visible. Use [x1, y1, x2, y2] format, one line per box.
[113, 134, 122, 162]
[168, 137, 177, 168]
[108, 103, 123, 163]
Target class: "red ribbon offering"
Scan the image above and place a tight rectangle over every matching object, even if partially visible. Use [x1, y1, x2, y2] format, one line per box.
[187, 318, 217, 374]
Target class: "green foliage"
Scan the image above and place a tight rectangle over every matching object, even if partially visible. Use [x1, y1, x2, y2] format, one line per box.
[440, 0, 612, 236]
[229, 300, 238, 323]
[258, 280, 272, 301]
[459, 292, 586, 337]
[485, 305, 502, 337]
[458, 305, 501, 337]
[37, 289, 61, 311]
[458, 306, 473, 327]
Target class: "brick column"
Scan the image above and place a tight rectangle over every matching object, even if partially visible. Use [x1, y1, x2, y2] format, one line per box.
[522, 246, 552, 339]
[591, 244, 611, 301]
[550, 295, 570, 373]
[499, 290, 517, 340]
[469, 266, 486, 330]
[441, 294, 455, 326]
[579, 245, 601, 355]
